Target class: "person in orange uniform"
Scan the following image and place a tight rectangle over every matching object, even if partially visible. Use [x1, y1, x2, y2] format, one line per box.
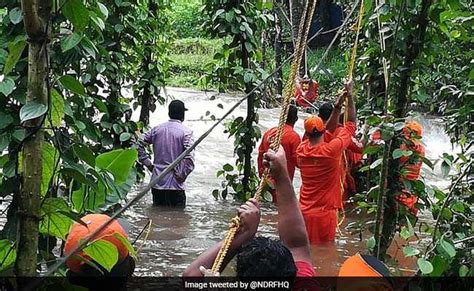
[296, 80, 357, 244]
[338, 253, 393, 291]
[64, 214, 135, 290]
[396, 121, 425, 216]
[295, 75, 319, 108]
[257, 105, 301, 203]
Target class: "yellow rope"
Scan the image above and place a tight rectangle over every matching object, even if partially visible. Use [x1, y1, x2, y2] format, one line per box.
[210, 0, 319, 274]
[338, 0, 365, 229]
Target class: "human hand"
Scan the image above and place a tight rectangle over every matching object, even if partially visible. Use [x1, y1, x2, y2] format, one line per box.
[237, 198, 260, 241]
[344, 79, 353, 97]
[263, 146, 289, 181]
[199, 266, 220, 277]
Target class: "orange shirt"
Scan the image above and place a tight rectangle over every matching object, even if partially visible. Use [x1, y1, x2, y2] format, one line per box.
[400, 141, 425, 181]
[258, 124, 301, 181]
[295, 82, 319, 108]
[297, 122, 356, 213]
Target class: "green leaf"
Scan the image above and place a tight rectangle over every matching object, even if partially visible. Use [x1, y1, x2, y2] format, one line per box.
[61, 32, 83, 52]
[212, 189, 219, 200]
[0, 240, 16, 271]
[370, 158, 383, 169]
[440, 239, 456, 258]
[20, 102, 48, 122]
[392, 149, 413, 159]
[0, 77, 15, 96]
[400, 226, 411, 240]
[223, 163, 233, 172]
[41, 142, 59, 196]
[441, 161, 450, 177]
[363, 145, 381, 155]
[83, 240, 119, 272]
[403, 246, 420, 257]
[263, 190, 273, 202]
[97, 3, 109, 19]
[429, 255, 447, 277]
[39, 198, 74, 240]
[112, 233, 136, 259]
[73, 144, 95, 167]
[119, 132, 131, 142]
[0, 134, 10, 152]
[50, 89, 64, 127]
[62, 0, 90, 31]
[0, 113, 14, 129]
[59, 75, 86, 95]
[9, 7, 23, 24]
[366, 236, 376, 250]
[417, 258, 433, 274]
[95, 149, 138, 184]
[4, 39, 26, 75]
[459, 265, 469, 277]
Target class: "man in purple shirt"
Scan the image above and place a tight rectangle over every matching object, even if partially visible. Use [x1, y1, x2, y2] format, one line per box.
[138, 100, 195, 207]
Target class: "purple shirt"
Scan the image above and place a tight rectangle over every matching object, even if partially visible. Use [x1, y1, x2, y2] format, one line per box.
[138, 119, 195, 190]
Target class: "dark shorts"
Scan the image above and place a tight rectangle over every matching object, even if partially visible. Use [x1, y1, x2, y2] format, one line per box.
[151, 188, 186, 208]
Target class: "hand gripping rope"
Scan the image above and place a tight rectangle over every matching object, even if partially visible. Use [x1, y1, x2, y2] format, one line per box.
[210, 0, 319, 274]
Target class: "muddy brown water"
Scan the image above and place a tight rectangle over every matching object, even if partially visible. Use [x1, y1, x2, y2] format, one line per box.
[124, 87, 452, 277]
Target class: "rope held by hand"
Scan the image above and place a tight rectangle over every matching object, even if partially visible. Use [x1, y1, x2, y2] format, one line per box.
[210, 0, 319, 274]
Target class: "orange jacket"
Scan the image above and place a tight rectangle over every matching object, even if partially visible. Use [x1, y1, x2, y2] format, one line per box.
[64, 214, 129, 273]
[296, 122, 356, 213]
[295, 81, 319, 108]
[258, 124, 301, 181]
[399, 141, 425, 181]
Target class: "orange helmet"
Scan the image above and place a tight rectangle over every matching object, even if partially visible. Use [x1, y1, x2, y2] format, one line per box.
[304, 116, 326, 134]
[403, 121, 423, 137]
[64, 214, 129, 273]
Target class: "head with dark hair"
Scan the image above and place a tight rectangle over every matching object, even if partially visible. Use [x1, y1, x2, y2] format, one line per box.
[286, 105, 298, 126]
[318, 102, 333, 122]
[236, 237, 297, 277]
[168, 100, 188, 121]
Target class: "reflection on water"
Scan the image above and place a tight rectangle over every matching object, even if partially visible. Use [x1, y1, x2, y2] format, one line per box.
[124, 87, 451, 276]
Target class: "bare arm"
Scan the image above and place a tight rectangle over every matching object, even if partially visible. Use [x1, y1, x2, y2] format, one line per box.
[183, 199, 260, 276]
[263, 147, 312, 263]
[346, 80, 356, 122]
[325, 94, 344, 133]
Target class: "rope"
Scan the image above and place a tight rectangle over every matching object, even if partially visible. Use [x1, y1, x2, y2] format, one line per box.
[33, 2, 338, 283]
[338, 0, 365, 229]
[210, 0, 319, 274]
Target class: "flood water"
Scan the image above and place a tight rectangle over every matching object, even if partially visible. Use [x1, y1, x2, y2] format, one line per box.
[124, 87, 453, 277]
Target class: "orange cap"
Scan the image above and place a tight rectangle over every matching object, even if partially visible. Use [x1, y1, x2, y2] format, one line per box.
[64, 214, 129, 273]
[403, 121, 423, 137]
[304, 116, 325, 134]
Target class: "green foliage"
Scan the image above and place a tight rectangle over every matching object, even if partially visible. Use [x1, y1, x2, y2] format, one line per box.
[165, 0, 208, 38]
[83, 239, 119, 272]
[203, 0, 273, 201]
[95, 149, 138, 185]
[0, 240, 16, 271]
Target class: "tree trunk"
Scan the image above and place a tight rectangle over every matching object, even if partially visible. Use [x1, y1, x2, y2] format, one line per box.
[378, 0, 433, 258]
[16, 0, 51, 278]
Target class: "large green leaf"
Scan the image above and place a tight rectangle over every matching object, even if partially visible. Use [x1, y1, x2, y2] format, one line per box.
[0, 77, 15, 96]
[9, 7, 23, 24]
[83, 239, 118, 272]
[113, 233, 137, 259]
[50, 89, 65, 127]
[403, 246, 420, 257]
[0, 240, 16, 271]
[62, 0, 90, 31]
[95, 149, 137, 184]
[3, 39, 26, 75]
[73, 144, 95, 167]
[19, 102, 48, 122]
[59, 75, 86, 95]
[61, 32, 83, 52]
[41, 142, 59, 196]
[439, 239, 456, 258]
[417, 258, 434, 275]
[39, 198, 74, 240]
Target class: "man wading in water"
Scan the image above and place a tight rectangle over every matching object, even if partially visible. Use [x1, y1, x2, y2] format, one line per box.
[138, 100, 195, 207]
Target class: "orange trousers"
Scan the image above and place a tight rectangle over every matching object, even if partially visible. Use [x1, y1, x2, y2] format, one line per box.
[303, 209, 337, 244]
